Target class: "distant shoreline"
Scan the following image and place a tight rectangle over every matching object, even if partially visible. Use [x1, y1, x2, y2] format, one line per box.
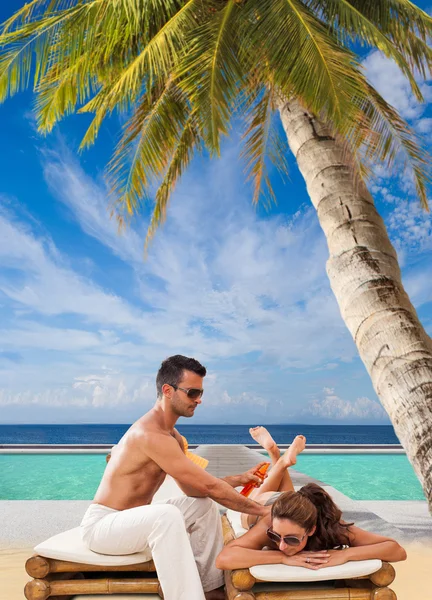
[0, 423, 400, 446]
[0, 422, 393, 426]
[0, 443, 405, 454]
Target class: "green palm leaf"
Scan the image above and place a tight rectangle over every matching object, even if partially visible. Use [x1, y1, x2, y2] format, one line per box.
[108, 78, 191, 218]
[0, 0, 430, 228]
[240, 84, 289, 207]
[144, 115, 202, 251]
[0, 1, 95, 103]
[79, 0, 201, 119]
[360, 84, 430, 209]
[306, 0, 426, 98]
[239, 0, 369, 134]
[178, 0, 243, 154]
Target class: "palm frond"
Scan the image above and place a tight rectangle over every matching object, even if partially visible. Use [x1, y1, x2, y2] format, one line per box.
[348, 0, 432, 41]
[305, 0, 426, 98]
[79, 0, 200, 119]
[144, 115, 202, 251]
[0, 2, 95, 102]
[36, 53, 98, 132]
[241, 84, 289, 207]
[1, 0, 73, 34]
[178, 0, 243, 155]
[359, 83, 430, 209]
[240, 0, 370, 135]
[108, 79, 191, 218]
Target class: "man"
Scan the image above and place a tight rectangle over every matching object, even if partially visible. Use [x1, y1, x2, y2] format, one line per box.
[80, 355, 270, 600]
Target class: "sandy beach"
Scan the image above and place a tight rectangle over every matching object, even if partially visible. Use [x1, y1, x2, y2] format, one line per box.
[3, 542, 431, 600]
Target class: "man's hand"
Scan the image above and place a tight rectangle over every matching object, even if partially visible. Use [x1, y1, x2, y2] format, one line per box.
[237, 462, 269, 487]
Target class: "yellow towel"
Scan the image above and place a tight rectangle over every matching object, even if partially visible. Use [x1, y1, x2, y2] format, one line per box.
[182, 435, 209, 470]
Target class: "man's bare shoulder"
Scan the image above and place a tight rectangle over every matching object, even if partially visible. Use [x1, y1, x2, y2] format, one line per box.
[127, 418, 174, 448]
[173, 428, 186, 451]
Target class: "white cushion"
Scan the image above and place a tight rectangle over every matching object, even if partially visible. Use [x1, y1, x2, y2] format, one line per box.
[225, 510, 382, 582]
[34, 528, 152, 566]
[250, 560, 382, 582]
[226, 508, 248, 537]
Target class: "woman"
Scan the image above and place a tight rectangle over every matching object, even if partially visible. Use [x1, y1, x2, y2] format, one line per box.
[216, 428, 406, 570]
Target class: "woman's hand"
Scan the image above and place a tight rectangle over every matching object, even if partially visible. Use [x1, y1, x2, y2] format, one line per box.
[282, 551, 330, 570]
[314, 549, 350, 568]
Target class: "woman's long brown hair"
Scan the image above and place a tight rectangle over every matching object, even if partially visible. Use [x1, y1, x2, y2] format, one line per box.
[271, 483, 353, 550]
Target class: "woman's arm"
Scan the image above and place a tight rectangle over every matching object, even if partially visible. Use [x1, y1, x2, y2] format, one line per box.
[216, 516, 330, 570]
[216, 516, 278, 569]
[346, 526, 407, 563]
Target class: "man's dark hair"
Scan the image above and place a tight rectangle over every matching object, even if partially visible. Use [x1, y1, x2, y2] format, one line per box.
[156, 355, 206, 398]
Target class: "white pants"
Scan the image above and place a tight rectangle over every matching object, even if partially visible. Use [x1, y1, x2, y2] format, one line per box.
[80, 496, 224, 600]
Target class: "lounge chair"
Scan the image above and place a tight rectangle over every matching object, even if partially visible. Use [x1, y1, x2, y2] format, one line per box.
[24, 530, 161, 599]
[223, 508, 397, 600]
[24, 448, 181, 600]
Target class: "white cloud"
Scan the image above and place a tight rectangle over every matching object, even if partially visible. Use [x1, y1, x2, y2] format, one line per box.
[0, 211, 143, 327]
[72, 371, 154, 407]
[0, 369, 155, 409]
[2, 139, 413, 421]
[42, 148, 144, 264]
[302, 387, 388, 422]
[416, 118, 432, 134]
[36, 147, 359, 370]
[363, 50, 432, 123]
[0, 387, 89, 407]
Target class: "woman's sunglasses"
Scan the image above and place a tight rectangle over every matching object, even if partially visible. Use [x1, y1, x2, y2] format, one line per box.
[170, 384, 204, 400]
[267, 528, 307, 546]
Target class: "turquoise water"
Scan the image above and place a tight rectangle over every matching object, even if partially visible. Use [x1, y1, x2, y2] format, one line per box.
[0, 453, 425, 501]
[294, 454, 425, 500]
[1, 454, 106, 500]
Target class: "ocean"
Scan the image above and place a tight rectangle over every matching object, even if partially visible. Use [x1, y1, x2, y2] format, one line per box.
[0, 424, 400, 445]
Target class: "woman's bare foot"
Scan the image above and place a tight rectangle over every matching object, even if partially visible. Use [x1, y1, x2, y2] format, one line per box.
[249, 426, 279, 456]
[281, 435, 306, 467]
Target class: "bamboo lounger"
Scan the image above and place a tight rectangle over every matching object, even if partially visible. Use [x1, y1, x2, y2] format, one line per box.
[25, 449, 164, 600]
[25, 552, 162, 600]
[221, 514, 397, 600]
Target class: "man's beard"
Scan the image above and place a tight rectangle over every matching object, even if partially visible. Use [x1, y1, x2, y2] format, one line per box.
[172, 400, 196, 418]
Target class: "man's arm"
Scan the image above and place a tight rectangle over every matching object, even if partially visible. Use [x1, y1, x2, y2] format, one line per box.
[177, 469, 266, 497]
[171, 430, 207, 497]
[143, 432, 269, 516]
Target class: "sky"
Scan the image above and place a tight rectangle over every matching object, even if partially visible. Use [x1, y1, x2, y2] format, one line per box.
[0, 2, 431, 425]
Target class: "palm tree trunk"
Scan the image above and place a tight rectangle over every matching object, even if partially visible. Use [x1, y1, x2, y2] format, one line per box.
[278, 97, 432, 512]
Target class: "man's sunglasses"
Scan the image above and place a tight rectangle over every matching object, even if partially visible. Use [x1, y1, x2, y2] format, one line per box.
[267, 528, 307, 547]
[170, 384, 204, 400]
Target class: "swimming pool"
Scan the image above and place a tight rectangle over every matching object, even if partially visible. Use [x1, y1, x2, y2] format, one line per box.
[294, 454, 425, 500]
[0, 453, 425, 501]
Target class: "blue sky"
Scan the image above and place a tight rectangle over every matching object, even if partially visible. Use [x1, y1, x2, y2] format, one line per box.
[0, 2, 431, 425]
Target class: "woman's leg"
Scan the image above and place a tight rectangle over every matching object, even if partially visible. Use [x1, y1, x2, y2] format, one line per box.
[249, 428, 306, 498]
[254, 434, 306, 497]
[240, 429, 306, 528]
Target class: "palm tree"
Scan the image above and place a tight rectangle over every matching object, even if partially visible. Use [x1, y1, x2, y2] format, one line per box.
[1, 0, 432, 509]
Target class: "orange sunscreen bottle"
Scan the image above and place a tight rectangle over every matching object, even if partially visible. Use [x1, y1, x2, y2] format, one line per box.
[240, 462, 270, 497]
